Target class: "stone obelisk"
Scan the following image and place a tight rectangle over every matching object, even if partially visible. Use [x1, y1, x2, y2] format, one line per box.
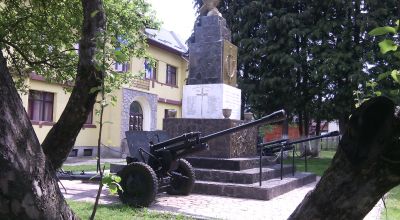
[182, 3, 241, 120]
[163, 3, 257, 158]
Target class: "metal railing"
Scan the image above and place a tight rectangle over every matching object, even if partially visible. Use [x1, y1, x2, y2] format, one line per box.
[257, 131, 340, 186]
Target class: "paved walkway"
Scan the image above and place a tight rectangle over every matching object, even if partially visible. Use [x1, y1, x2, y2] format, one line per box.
[60, 179, 383, 220]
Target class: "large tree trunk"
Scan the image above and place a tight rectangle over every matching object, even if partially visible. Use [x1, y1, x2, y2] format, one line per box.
[42, 0, 106, 170]
[289, 96, 400, 219]
[0, 0, 106, 218]
[0, 51, 78, 219]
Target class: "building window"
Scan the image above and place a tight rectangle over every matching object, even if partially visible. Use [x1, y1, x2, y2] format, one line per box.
[166, 65, 177, 86]
[129, 101, 143, 131]
[144, 59, 157, 80]
[69, 149, 78, 157]
[83, 149, 93, 156]
[28, 90, 54, 122]
[85, 110, 93, 124]
[115, 62, 130, 72]
[164, 109, 177, 118]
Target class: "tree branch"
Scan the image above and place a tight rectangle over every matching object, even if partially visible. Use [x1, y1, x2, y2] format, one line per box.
[0, 39, 77, 71]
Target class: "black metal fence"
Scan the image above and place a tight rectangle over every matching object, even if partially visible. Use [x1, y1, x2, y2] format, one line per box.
[258, 132, 340, 186]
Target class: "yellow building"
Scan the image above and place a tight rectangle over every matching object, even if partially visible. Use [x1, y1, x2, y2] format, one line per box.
[20, 28, 188, 157]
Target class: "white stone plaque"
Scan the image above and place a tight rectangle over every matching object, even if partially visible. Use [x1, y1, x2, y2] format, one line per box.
[182, 84, 241, 119]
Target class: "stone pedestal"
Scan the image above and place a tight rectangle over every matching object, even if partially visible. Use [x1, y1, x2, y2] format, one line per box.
[188, 16, 238, 86]
[163, 118, 257, 158]
[182, 84, 241, 120]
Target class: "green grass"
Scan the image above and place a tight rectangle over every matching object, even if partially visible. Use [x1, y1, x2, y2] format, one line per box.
[283, 150, 335, 176]
[62, 163, 110, 172]
[382, 186, 400, 219]
[67, 200, 190, 220]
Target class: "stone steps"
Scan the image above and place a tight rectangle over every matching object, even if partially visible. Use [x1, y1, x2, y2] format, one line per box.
[192, 172, 316, 200]
[194, 164, 295, 184]
[185, 156, 277, 171]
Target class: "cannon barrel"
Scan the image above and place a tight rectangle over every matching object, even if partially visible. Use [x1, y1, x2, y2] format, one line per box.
[258, 138, 289, 148]
[200, 110, 286, 143]
[286, 131, 339, 146]
[260, 130, 340, 149]
[152, 132, 201, 151]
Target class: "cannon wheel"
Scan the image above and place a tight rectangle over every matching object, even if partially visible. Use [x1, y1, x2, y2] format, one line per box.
[167, 159, 195, 195]
[117, 162, 158, 207]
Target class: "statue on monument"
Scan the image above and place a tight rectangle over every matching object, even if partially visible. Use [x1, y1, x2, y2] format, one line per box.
[200, 0, 222, 17]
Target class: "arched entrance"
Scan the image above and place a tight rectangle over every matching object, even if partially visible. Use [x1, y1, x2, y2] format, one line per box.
[129, 101, 143, 131]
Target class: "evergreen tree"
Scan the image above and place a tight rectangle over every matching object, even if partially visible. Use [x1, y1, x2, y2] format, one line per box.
[193, 0, 398, 132]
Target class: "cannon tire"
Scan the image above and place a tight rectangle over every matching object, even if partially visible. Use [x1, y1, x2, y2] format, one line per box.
[117, 162, 158, 207]
[166, 159, 195, 195]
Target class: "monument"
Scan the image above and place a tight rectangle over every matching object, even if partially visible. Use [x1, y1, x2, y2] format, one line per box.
[162, 1, 316, 200]
[182, 0, 241, 120]
[164, 1, 256, 158]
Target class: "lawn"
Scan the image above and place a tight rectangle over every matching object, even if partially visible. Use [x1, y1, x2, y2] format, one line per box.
[382, 186, 400, 219]
[67, 200, 190, 220]
[283, 150, 335, 176]
[62, 163, 111, 172]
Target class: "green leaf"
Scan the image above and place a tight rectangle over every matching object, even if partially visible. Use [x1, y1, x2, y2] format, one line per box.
[374, 91, 382, 96]
[114, 176, 121, 183]
[391, 70, 400, 83]
[114, 50, 127, 61]
[102, 176, 112, 185]
[108, 184, 117, 193]
[377, 71, 391, 81]
[379, 39, 398, 54]
[394, 52, 400, 60]
[366, 81, 377, 88]
[369, 26, 397, 36]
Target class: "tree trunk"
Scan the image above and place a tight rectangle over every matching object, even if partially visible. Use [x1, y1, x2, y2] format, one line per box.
[0, 51, 78, 219]
[42, 0, 106, 170]
[338, 114, 349, 134]
[315, 116, 321, 136]
[298, 111, 304, 137]
[289, 96, 400, 219]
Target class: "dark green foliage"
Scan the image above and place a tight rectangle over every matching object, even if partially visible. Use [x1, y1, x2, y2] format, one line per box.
[193, 0, 398, 133]
[0, 0, 158, 90]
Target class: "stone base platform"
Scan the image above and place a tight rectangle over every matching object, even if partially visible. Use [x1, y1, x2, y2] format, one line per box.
[188, 156, 316, 200]
[194, 164, 295, 184]
[185, 156, 276, 171]
[193, 172, 316, 200]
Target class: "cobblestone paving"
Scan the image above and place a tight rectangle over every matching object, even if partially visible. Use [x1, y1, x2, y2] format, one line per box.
[60, 180, 382, 220]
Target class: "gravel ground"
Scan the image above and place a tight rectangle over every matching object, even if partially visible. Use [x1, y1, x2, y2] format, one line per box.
[60, 179, 382, 220]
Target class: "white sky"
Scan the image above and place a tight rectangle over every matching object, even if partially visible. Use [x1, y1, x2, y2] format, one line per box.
[146, 0, 197, 42]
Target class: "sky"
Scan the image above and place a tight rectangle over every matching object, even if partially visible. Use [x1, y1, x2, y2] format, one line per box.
[146, 0, 197, 42]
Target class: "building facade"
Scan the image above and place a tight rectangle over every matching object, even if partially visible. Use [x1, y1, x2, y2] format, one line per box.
[19, 28, 188, 157]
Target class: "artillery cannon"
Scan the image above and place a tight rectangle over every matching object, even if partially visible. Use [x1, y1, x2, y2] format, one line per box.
[117, 110, 286, 207]
[256, 131, 340, 183]
[258, 130, 340, 155]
